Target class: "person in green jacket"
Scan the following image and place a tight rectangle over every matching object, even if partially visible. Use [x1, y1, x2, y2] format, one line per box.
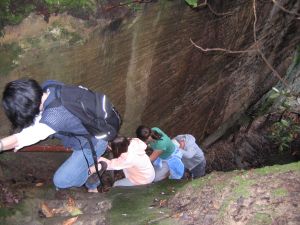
[136, 125, 184, 181]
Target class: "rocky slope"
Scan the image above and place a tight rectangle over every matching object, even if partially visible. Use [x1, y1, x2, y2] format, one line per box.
[0, 153, 299, 225]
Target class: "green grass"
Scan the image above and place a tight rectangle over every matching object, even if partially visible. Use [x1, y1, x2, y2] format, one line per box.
[0, 0, 96, 35]
[0, 207, 15, 218]
[271, 187, 288, 198]
[217, 173, 255, 219]
[246, 212, 272, 225]
[0, 43, 23, 76]
[0, 0, 35, 34]
[255, 161, 300, 175]
[232, 175, 255, 198]
[107, 180, 187, 225]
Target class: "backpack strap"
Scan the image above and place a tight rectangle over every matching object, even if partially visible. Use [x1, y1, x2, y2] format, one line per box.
[42, 83, 62, 110]
[43, 83, 104, 183]
[85, 135, 104, 182]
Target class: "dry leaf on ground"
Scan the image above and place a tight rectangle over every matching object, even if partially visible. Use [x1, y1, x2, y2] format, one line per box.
[40, 202, 54, 218]
[62, 216, 78, 225]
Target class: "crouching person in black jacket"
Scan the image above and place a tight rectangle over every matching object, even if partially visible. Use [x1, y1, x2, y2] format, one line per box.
[0, 78, 110, 192]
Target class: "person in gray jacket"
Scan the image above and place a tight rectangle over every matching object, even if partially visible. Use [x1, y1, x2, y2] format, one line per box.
[172, 134, 206, 179]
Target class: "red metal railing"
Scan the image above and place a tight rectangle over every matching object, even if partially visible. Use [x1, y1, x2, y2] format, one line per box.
[19, 145, 71, 152]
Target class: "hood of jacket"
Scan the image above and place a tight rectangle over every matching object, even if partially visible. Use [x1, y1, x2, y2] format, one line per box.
[127, 138, 147, 156]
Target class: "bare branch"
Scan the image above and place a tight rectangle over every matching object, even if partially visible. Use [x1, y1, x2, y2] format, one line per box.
[258, 48, 290, 88]
[190, 0, 296, 91]
[190, 38, 256, 54]
[197, 0, 207, 8]
[272, 0, 300, 18]
[253, 0, 290, 89]
[207, 3, 234, 16]
[104, 0, 153, 11]
[196, 0, 233, 16]
[253, 0, 258, 42]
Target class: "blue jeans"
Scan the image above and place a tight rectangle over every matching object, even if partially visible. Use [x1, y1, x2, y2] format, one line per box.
[190, 159, 206, 179]
[113, 178, 135, 187]
[53, 140, 107, 189]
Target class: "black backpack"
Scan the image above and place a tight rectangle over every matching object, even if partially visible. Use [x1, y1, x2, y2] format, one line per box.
[44, 84, 122, 141]
[44, 83, 122, 181]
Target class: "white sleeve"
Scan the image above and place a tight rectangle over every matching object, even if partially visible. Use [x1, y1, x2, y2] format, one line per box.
[14, 114, 55, 150]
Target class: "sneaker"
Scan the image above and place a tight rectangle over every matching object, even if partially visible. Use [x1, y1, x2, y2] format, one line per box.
[85, 161, 108, 190]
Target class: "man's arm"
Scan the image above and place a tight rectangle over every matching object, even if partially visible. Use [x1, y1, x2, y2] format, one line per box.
[14, 122, 55, 151]
[0, 135, 19, 152]
[0, 116, 55, 152]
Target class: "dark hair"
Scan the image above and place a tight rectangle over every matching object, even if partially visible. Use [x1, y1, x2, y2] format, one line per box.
[2, 78, 43, 130]
[135, 125, 162, 142]
[111, 136, 130, 158]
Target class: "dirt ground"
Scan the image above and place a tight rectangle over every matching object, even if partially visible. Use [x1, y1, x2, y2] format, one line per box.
[168, 163, 300, 225]
[0, 151, 299, 225]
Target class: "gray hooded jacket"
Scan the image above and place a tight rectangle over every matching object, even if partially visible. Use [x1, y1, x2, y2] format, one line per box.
[173, 134, 205, 170]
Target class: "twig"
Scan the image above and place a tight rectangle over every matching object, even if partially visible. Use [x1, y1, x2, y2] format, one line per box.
[104, 0, 152, 11]
[258, 48, 290, 88]
[197, 0, 207, 8]
[190, 0, 294, 91]
[190, 38, 256, 54]
[272, 0, 300, 18]
[290, 111, 300, 116]
[253, 0, 258, 43]
[253, 0, 290, 89]
[196, 0, 233, 16]
[147, 215, 171, 224]
[207, 3, 234, 16]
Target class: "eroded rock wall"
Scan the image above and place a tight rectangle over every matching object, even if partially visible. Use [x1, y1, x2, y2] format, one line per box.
[0, 0, 299, 170]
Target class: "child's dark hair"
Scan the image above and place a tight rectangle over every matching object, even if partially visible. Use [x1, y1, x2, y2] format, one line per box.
[111, 136, 130, 158]
[135, 125, 162, 142]
[2, 78, 43, 130]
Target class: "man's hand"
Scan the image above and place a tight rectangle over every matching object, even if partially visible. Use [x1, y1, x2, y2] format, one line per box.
[179, 140, 186, 149]
[0, 135, 19, 152]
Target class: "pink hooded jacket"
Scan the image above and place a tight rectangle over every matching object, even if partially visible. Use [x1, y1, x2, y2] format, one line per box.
[99, 138, 155, 185]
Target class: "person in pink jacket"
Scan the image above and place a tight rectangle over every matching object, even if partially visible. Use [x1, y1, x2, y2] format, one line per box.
[90, 136, 155, 187]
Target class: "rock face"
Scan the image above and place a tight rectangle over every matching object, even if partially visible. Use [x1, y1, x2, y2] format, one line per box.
[0, 0, 299, 170]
